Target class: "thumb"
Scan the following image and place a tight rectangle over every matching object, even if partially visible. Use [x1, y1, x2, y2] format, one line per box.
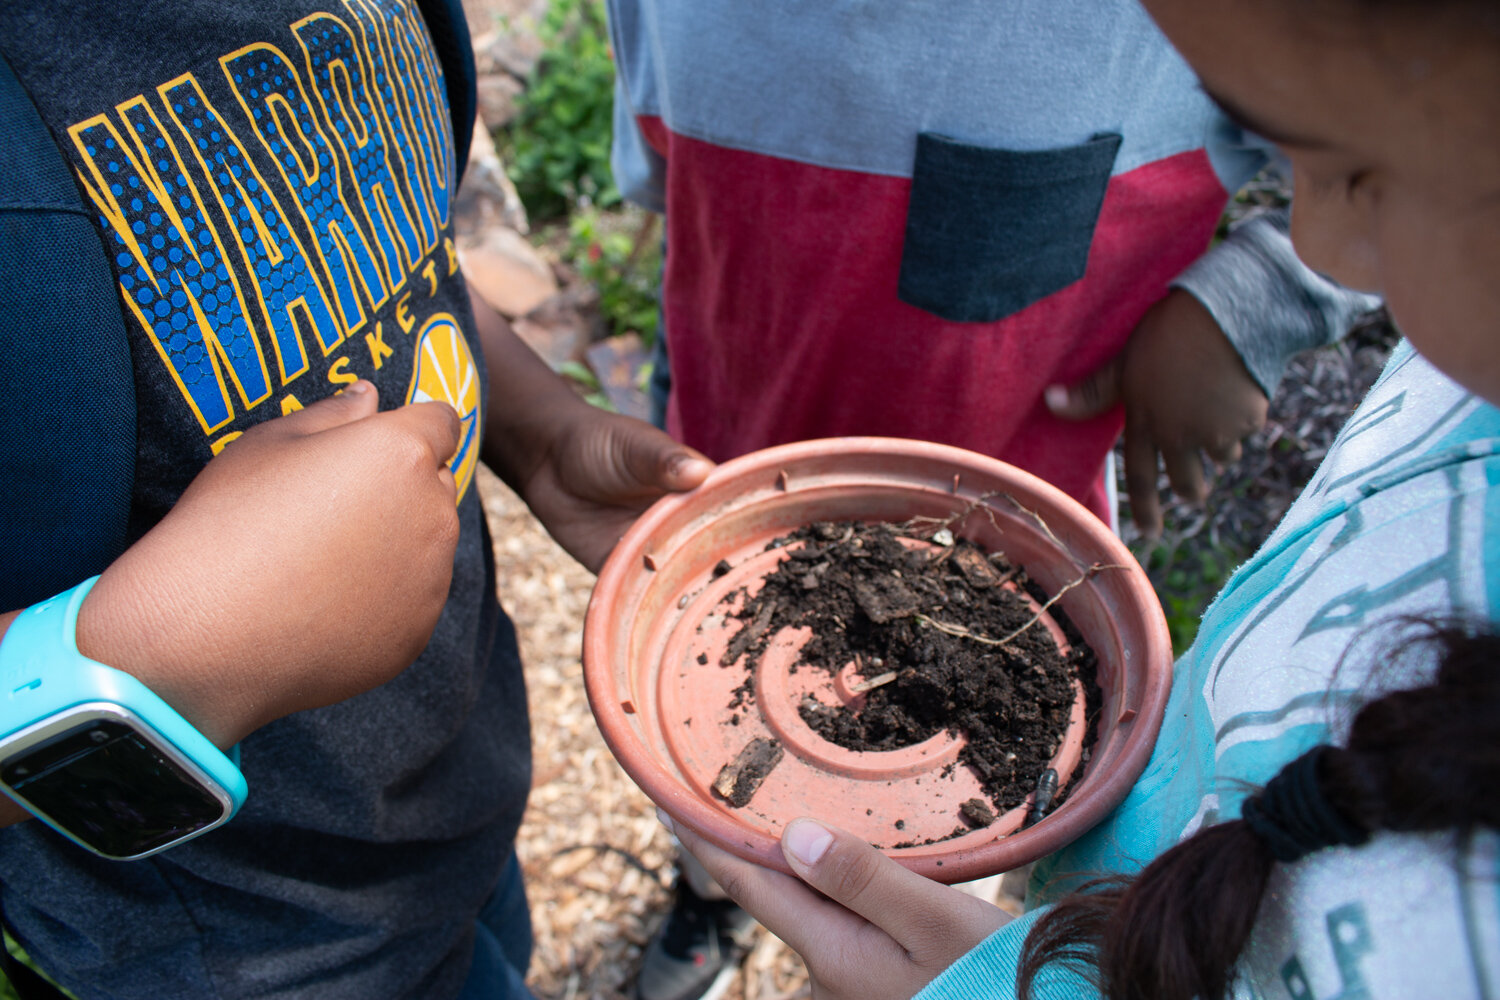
[614, 423, 714, 496]
[387, 399, 464, 468]
[265, 380, 380, 437]
[1045, 355, 1125, 421]
[660, 445, 714, 491]
[779, 819, 963, 951]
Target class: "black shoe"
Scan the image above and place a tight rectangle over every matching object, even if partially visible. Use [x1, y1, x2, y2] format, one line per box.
[635, 880, 756, 1000]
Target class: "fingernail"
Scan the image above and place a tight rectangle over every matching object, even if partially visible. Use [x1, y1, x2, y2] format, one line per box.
[783, 819, 833, 866]
[343, 380, 372, 397]
[669, 455, 712, 481]
[1043, 385, 1069, 411]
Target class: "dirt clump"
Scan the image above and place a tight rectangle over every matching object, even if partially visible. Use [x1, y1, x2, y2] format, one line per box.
[718, 519, 1099, 826]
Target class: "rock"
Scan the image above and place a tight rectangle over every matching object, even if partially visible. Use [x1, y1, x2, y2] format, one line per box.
[473, 28, 544, 81]
[476, 72, 524, 130]
[453, 162, 528, 242]
[459, 226, 557, 318]
[510, 287, 601, 371]
[960, 797, 997, 829]
[455, 113, 528, 238]
[584, 333, 652, 422]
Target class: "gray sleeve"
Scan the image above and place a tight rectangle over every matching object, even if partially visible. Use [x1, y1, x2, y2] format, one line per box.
[609, 76, 667, 214]
[1171, 207, 1383, 397]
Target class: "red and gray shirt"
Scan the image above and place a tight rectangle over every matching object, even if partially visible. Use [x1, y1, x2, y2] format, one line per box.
[607, 0, 1379, 519]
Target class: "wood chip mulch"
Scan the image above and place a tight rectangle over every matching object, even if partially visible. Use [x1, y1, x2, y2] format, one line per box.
[479, 467, 815, 1000]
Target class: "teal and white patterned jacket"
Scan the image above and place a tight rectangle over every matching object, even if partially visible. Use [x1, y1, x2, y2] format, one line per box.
[922, 340, 1500, 1000]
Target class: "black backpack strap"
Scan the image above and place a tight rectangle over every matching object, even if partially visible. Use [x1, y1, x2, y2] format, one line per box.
[0, 50, 136, 612]
[417, 0, 477, 186]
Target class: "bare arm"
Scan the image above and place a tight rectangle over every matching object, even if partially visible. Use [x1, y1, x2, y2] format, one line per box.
[469, 284, 711, 572]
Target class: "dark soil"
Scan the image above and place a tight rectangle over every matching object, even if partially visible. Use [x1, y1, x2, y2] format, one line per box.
[719, 519, 1099, 822]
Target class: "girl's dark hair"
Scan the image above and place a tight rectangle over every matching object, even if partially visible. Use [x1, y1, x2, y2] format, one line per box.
[1016, 622, 1500, 1000]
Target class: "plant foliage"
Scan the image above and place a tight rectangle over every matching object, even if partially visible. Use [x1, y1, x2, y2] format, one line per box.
[502, 0, 619, 222]
[567, 208, 661, 344]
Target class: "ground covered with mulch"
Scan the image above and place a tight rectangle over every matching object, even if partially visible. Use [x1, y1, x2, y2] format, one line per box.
[482, 466, 823, 1000]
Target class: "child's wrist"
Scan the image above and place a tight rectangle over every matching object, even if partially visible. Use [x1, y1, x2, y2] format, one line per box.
[484, 388, 594, 493]
[73, 568, 260, 749]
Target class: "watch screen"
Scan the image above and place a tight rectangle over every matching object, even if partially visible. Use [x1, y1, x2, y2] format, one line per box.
[1, 718, 226, 858]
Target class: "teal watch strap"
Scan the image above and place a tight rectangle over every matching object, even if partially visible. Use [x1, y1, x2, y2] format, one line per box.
[0, 577, 247, 858]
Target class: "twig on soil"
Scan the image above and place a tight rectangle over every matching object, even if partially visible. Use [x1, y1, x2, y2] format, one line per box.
[991, 566, 1022, 588]
[915, 614, 1012, 646]
[896, 490, 1005, 536]
[848, 670, 898, 693]
[721, 598, 778, 666]
[915, 563, 1129, 647]
[897, 491, 1076, 562]
[926, 543, 957, 568]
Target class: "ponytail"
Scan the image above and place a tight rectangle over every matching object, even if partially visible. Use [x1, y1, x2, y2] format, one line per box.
[1017, 622, 1500, 1000]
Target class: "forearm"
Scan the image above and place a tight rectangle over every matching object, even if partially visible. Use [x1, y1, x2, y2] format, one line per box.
[1, 568, 265, 751]
[471, 283, 593, 493]
[73, 559, 264, 749]
[0, 386, 466, 785]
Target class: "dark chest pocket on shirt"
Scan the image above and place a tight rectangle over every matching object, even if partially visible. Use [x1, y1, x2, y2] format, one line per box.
[897, 131, 1122, 323]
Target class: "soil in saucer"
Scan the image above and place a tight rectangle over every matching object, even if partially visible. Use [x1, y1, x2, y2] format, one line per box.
[718, 518, 1101, 839]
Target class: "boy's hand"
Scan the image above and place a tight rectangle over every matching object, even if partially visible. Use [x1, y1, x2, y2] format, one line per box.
[470, 284, 712, 572]
[75, 382, 462, 746]
[1045, 289, 1268, 538]
[672, 816, 1010, 1000]
[511, 403, 712, 573]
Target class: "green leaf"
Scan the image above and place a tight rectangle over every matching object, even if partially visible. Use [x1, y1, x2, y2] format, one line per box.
[558, 359, 601, 389]
[498, 0, 621, 222]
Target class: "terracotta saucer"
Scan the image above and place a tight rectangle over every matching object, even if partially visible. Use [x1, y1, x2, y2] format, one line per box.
[583, 438, 1172, 883]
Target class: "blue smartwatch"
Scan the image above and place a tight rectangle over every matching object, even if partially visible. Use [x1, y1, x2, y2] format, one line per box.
[0, 577, 247, 860]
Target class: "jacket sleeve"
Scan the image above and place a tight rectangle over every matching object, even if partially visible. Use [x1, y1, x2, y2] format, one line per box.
[912, 906, 1101, 1000]
[609, 76, 667, 214]
[1170, 174, 1384, 398]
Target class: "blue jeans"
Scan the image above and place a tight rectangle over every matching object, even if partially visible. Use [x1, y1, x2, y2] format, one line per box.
[456, 853, 535, 1000]
[648, 236, 671, 431]
[647, 316, 671, 431]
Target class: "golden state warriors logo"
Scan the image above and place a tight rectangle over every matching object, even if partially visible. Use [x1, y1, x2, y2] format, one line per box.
[407, 314, 481, 503]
